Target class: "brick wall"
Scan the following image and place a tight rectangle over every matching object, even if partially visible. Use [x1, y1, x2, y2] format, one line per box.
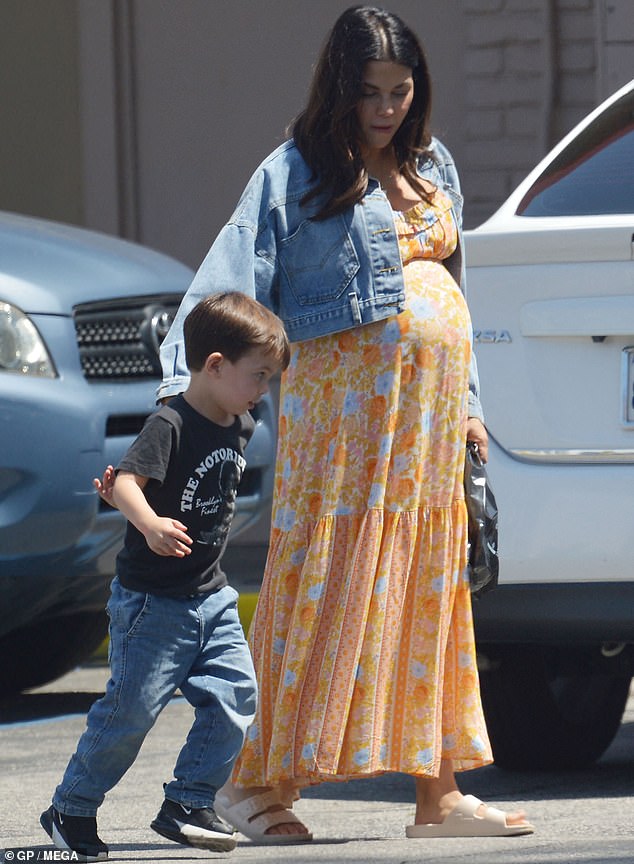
[601, 0, 634, 97]
[461, 0, 600, 227]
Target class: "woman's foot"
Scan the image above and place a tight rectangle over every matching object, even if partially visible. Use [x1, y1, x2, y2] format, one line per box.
[407, 792, 534, 838]
[215, 783, 312, 841]
[416, 789, 530, 828]
[413, 759, 532, 830]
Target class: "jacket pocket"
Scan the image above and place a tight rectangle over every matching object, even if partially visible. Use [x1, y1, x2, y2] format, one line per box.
[278, 215, 360, 306]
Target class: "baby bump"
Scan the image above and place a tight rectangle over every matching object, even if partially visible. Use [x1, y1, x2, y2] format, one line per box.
[396, 259, 472, 359]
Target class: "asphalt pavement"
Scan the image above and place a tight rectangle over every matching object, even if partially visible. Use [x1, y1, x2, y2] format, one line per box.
[1, 662, 633, 863]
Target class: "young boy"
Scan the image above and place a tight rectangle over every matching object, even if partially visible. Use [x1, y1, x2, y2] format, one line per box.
[41, 292, 290, 861]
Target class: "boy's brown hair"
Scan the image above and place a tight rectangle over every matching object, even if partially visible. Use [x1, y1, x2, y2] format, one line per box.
[183, 291, 290, 372]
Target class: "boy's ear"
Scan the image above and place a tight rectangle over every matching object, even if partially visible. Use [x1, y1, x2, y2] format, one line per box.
[204, 352, 225, 374]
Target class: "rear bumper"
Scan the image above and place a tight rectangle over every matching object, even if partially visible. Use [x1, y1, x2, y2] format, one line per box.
[473, 581, 634, 645]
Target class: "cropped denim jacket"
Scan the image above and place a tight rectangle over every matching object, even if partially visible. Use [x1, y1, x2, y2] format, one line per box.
[159, 137, 483, 420]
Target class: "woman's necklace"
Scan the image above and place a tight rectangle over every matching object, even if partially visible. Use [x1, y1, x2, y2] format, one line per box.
[376, 168, 400, 191]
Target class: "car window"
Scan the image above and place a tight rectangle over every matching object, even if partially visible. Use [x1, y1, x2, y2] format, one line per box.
[517, 88, 634, 217]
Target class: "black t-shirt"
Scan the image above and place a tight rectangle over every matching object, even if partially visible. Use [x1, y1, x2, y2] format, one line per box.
[115, 394, 255, 596]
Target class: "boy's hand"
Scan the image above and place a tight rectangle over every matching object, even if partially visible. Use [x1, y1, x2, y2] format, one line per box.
[112, 472, 192, 557]
[144, 517, 193, 557]
[93, 465, 116, 507]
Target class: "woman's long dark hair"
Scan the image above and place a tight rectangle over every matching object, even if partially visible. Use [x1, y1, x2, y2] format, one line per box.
[291, 5, 433, 220]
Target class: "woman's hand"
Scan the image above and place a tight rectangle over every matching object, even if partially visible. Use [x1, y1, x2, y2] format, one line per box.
[466, 417, 489, 463]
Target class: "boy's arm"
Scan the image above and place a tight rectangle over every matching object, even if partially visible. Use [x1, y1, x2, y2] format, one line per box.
[93, 465, 116, 507]
[113, 471, 193, 558]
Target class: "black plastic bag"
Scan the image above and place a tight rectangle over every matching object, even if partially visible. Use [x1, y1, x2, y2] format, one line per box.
[463, 441, 499, 596]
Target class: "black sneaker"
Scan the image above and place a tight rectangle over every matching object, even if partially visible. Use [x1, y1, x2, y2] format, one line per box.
[151, 798, 237, 852]
[40, 805, 108, 861]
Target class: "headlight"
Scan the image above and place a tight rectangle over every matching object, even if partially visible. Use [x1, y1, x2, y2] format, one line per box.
[0, 301, 56, 377]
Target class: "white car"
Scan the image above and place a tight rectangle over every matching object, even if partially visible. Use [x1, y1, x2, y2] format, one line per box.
[466, 78, 634, 768]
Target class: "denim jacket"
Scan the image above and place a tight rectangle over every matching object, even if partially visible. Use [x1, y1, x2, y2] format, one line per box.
[159, 137, 483, 420]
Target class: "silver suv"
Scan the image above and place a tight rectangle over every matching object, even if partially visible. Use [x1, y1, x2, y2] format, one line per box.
[0, 211, 276, 694]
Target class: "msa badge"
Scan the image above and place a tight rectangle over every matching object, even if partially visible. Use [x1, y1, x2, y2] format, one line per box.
[473, 329, 512, 344]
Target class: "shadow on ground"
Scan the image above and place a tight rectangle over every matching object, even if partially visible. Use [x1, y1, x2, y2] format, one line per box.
[0, 690, 103, 723]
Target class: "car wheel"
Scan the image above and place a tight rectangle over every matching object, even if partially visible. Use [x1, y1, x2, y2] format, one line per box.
[0, 611, 108, 695]
[478, 645, 632, 770]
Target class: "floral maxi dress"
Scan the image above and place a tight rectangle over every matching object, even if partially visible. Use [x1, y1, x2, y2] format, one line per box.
[233, 190, 493, 790]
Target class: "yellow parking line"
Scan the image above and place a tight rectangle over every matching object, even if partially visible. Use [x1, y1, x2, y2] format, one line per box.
[237, 591, 259, 635]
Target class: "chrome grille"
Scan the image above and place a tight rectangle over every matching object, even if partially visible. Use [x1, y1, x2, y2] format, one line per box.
[73, 295, 182, 380]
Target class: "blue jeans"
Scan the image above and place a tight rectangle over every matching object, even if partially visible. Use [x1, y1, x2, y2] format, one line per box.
[53, 578, 257, 817]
